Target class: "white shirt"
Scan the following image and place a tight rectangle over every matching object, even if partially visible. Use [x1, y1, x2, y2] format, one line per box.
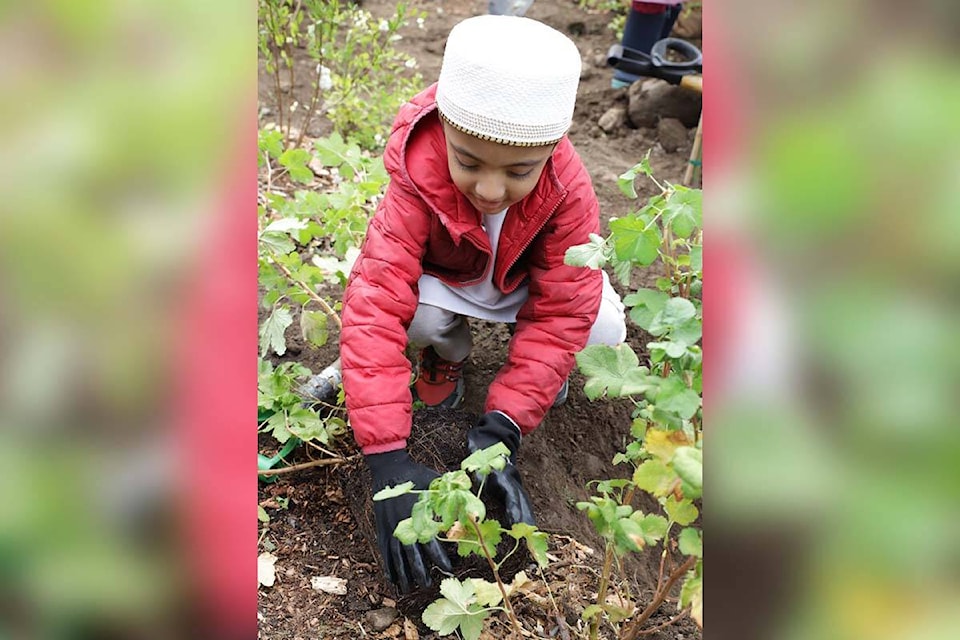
[418, 209, 529, 322]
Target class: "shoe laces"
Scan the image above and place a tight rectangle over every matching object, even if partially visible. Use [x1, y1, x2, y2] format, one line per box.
[420, 349, 464, 383]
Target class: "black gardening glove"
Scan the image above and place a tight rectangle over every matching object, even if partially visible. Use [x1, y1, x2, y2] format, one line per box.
[366, 450, 452, 593]
[466, 411, 536, 527]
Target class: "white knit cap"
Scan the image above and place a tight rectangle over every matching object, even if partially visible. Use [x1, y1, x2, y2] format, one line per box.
[436, 15, 581, 147]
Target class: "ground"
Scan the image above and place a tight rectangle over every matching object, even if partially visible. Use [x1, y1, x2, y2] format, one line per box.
[258, 1, 702, 638]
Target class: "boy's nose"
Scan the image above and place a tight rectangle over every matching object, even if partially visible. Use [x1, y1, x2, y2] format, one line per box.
[474, 176, 506, 203]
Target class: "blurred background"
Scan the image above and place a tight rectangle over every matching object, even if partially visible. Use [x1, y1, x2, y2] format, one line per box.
[0, 0, 254, 638]
[0, 0, 958, 639]
[706, 1, 960, 639]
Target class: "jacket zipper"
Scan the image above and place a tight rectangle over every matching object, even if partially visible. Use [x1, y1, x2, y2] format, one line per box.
[499, 195, 566, 290]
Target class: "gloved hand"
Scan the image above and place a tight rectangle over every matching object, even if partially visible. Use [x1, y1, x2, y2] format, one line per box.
[366, 449, 452, 593]
[466, 411, 536, 526]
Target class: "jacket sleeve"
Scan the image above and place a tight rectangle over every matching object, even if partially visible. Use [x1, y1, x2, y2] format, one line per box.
[484, 165, 603, 433]
[340, 177, 431, 454]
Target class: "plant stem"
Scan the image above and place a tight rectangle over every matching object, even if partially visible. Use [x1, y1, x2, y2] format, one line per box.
[620, 555, 696, 640]
[270, 255, 343, 329]
[467, 514, 523, 636]
[589, 543, 615, 640]
[683, 114, 703, 188]
[635, 607, 691, 635]
[258, 455, 353, 476]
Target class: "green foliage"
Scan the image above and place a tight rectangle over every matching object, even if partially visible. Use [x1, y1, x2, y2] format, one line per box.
[258, 0, 424, 150]
[257, 360, 346, 445]
[577, 0, 628, 40]
[257, 131, 387, 449]
[374, 445, 549, 637]
[565, 158, 704, 632]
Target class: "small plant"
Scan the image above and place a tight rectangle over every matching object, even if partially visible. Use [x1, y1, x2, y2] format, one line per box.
[577, 0, 628, 40]
[373, 445, 550, 640]
[565, 154, 703, 636]
[258, 0, 424, 149]
[257, 131, 389, 447]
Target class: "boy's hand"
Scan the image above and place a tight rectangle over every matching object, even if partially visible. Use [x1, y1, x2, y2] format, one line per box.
[466, 411, 536, 526]
[365, 450, 452, 593]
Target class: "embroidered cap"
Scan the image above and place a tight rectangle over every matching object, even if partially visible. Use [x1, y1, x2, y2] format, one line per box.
[436, 15, 581, 147]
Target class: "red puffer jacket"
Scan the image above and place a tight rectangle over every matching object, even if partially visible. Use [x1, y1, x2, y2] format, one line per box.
[341, 84, 603, 454]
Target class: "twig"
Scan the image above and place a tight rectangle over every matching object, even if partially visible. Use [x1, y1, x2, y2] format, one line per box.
[258, 456, 353, 476]
[589, 544, 615, 640]
[620, 555, 697, 640]
[636, 607, 691, 635]
[467, 514, 524, 636]
[270, 256, 343, 329]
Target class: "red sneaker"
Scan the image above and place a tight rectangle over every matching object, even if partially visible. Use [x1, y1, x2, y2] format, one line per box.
[412, 346, 465, 408]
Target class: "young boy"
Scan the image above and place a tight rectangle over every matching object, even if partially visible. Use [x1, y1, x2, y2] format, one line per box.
[340, 15, 626, 593]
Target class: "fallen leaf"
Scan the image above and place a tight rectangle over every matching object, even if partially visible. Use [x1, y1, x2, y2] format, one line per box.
[403, 618, 419, 640]
[258, 552, 278, 588]
[310, 575, 347, 595]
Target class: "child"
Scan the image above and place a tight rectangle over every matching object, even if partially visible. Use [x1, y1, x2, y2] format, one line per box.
[613, 1, 686, 88]
[340, 15, 626, 593]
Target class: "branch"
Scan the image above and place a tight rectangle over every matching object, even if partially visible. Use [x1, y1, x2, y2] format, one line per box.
[636, 607, 691, 635]
[271, 256, 343, 329]
[620, 555, 696, 640]
[258, 456, 354, 476]
[467, 514, 523, 636]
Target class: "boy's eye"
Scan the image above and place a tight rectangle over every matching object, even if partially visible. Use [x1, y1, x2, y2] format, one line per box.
[455, 157, 478, 171]
[508, 169, 534, 179]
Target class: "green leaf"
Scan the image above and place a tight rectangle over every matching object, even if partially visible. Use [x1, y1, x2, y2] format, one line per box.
[678, 527, 702, 557]
[614, 516, 646, 553]
[680, 566, 703, 627]
[259, 231, 295, 255]
[629, 512, 668, 546]
[258, 505, 270, 523]
[372, 482, 415, 501]
[582, 604, 603, 621]
[648, 340, 689, 359]
[649, 297, 696, 335]
[526, 530, 550, 567]
[689, 245, 702, 272]
[654, 378, 701, 420]
[263, 217, 308, 234]
[461, 443, 509, 476]
[265, 412, 292, 445]
[665, 496, 699, 526]
[439, 577, 475, 608]
[279, 148, 314, 183]
[313, 132, 348, 166]
[609, 216, 661, 265]
[624, 289, 669, 331]
[286, 407, 328, 443]
[470, 579, 503, 607]
[458, 611, 486, 640]
[617, 169, 639, 199]
[456, 518, 502, 558]
[422, 597, 472, 636]
[575, 344, 654, 400]
[633, 460, 676, 498]
[299, 309, 329, 348]
[393, 518, 418, 545]
[259, 306, 293, 356]
[663, 187, 702, 238]
[672, 447, 703, 495]
[564, 233, 609, 269]
[258, 128, 284, 159]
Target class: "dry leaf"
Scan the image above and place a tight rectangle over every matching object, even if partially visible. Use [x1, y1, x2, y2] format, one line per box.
[403, 618, 419, 640]
[311, 575, 348, 595]
[258, 552, 278, 588]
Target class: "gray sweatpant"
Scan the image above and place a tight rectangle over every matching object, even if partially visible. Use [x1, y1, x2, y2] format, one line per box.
[408, 271, 627, 362]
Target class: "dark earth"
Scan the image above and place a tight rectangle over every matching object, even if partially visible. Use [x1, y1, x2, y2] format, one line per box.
[258, 1, 702, 638]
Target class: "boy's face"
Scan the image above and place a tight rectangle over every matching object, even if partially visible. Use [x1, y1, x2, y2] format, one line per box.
[442, 121, 556, 215]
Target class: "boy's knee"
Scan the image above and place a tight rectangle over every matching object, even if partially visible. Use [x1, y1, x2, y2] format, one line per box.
[587, 297, 628, 346]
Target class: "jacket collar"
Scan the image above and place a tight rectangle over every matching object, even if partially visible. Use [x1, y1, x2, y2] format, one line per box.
[385, 84, 569, 244]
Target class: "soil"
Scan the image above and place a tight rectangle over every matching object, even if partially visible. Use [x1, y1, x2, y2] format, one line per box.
[258, 1, 702, 638]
